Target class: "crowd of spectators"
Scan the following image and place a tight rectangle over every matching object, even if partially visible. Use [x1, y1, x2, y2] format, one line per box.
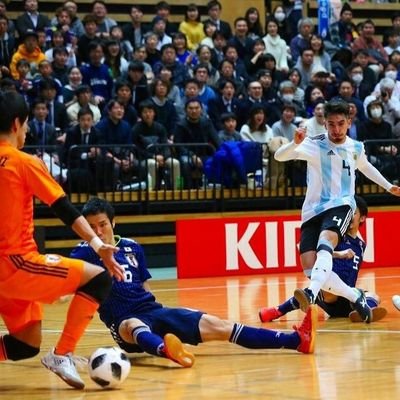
[2, 0, 400, 191]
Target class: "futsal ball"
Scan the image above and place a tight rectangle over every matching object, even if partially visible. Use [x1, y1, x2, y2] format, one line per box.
[392, 295, 400, 311]
[88, 347, 131, 388]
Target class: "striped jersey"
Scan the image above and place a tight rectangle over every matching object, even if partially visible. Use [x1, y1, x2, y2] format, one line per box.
[71, 236, 161, 328]
[281, 134, 373, 222]
[333, 233, 366, 287]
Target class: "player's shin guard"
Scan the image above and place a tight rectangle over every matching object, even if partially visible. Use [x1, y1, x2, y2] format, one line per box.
[55, 293, 100, 355]
[0, 335, 40, 361]
[309, 239, 334, 299]
[55, 271, 113, 355]
[229, 323, 299, 350]
[131, 326, 164, 356]
[321, 271, 359, 303]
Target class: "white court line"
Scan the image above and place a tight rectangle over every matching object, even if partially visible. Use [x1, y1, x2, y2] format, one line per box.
[151, 272, 400, 293]
[42, 328, 400, 335]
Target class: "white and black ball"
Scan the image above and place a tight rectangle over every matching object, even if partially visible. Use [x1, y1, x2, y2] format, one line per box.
[88, 347, 131, 389]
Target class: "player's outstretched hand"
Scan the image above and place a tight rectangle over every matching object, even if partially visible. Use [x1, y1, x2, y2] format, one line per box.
[335, 249, 356, 259]
[97, 244, 125, 281]
[294, 127, 307, 144]
[389, 185, 400, 197]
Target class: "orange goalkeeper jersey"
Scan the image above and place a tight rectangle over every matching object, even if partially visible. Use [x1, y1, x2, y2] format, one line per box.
[0, 140, 65, 255]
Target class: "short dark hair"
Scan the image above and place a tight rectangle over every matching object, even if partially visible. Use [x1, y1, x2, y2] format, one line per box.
[128, 60, 145, 72]
[32, 97, 48, 109]
[221, 112, 237, 122]
[77, 106, 94, 119]
[114, 79, 132, 93]
[355, 195, 368, 218]
[324, 100, 350, 118]
[0, 91, 29, 134]
[39, 78, 57, 91]
[53, 46, 68, 57]
[207, 0, 222, 11]
[156, 1, 170, 11]
[75, 84, 91, 95]
[82, 14, 97, 25]
[138, 99, 156, 114]
[82, 197, 115, 221]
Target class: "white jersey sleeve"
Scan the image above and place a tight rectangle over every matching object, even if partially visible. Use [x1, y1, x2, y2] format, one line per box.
[356, 143, 393, 191]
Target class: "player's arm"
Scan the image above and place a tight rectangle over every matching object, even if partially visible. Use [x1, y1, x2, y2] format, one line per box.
[51, 196, 124, 281]
[274, 127, 307, 162]
[357, 151, 400, 195]
[333, 249, 355, 259]
[142, 280, 151, 292]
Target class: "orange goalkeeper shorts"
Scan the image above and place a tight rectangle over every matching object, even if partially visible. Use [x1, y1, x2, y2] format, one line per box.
[0, 252, 84, 333]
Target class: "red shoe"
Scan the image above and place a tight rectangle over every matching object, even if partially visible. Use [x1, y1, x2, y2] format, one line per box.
[259, 307, 283, 322]
[294, 304, 317, 354]
[163, 333, 195, 368]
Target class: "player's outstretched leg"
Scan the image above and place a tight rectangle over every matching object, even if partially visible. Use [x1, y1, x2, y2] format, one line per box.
[163, 333, 195, 368]
[392, 295, 400, 311]
[293, 305, 317, 354]
[227, 309, 316, 354]
[41, 348, 85, 389]
[259, 296, 300, 322]
[351, 289, 372, 323]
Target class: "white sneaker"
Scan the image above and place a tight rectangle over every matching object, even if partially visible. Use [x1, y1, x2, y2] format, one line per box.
[41, 348, 85, 389]
[392, 295, 400, 311]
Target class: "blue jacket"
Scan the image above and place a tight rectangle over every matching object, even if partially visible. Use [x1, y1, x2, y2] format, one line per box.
[204, 141, 263, 187]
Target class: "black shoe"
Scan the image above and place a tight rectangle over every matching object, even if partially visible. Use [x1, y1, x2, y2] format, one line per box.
[352, 289, 372, 324]
[294, 288, 315, 312]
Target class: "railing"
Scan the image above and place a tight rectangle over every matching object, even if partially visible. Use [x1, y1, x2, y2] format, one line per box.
[23, 139, 400, 211]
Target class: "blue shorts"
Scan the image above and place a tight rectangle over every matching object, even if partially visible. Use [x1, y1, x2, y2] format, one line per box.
[109, 306, 205, 353]
[316, 295, 352, 318]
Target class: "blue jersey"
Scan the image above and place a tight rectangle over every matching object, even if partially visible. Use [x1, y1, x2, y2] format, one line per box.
[332, 233, 366, 287]
[70, 236, 162, 328]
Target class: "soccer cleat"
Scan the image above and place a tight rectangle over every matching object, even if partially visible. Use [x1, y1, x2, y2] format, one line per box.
[259, 307, 283, 322]
[164, 333, 195, 368]
[294, 304, 317, 354]
[41, 348, 85, 389]
[294, 288, 315, 312]
[352, 289, 372, 323]
[349, 306, 387, 323]
[392, 295, 400, 311]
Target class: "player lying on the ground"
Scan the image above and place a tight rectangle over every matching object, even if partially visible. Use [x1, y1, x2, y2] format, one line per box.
[71, 198, 317, 368]
[259, 196, 387, 323]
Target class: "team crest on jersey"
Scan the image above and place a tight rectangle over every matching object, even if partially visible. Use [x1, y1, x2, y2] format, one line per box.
[45, 254, 61, 266]
[353, 153, 358, 160]
[125, 253, 138, 268]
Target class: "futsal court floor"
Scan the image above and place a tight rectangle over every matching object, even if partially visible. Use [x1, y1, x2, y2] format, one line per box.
[1, 266, 400, 400]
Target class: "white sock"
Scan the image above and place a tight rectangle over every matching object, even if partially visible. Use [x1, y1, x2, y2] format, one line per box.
[309, 249, 333, 298]
[321, 271, 359, 303]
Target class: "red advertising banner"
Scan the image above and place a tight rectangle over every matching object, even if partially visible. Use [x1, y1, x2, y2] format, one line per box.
[176, 209, 400, 278]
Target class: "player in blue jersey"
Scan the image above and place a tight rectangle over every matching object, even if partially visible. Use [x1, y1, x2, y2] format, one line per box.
[259, 196, 387, 323]
[275, 100, 400, 323]
[71, 198, 317, 368]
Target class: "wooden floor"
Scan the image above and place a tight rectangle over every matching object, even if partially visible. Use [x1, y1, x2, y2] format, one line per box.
[2, 267, 400, 400]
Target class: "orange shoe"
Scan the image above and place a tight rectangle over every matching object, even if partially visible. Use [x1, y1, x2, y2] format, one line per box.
[349, 306, 387, 322]
[164, 333, 195, 368]
[294, 304, 317, 354]
[259, 307, 283, 322]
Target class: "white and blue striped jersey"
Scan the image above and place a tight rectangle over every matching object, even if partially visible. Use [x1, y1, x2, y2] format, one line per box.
[275, 133, 392, 223]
